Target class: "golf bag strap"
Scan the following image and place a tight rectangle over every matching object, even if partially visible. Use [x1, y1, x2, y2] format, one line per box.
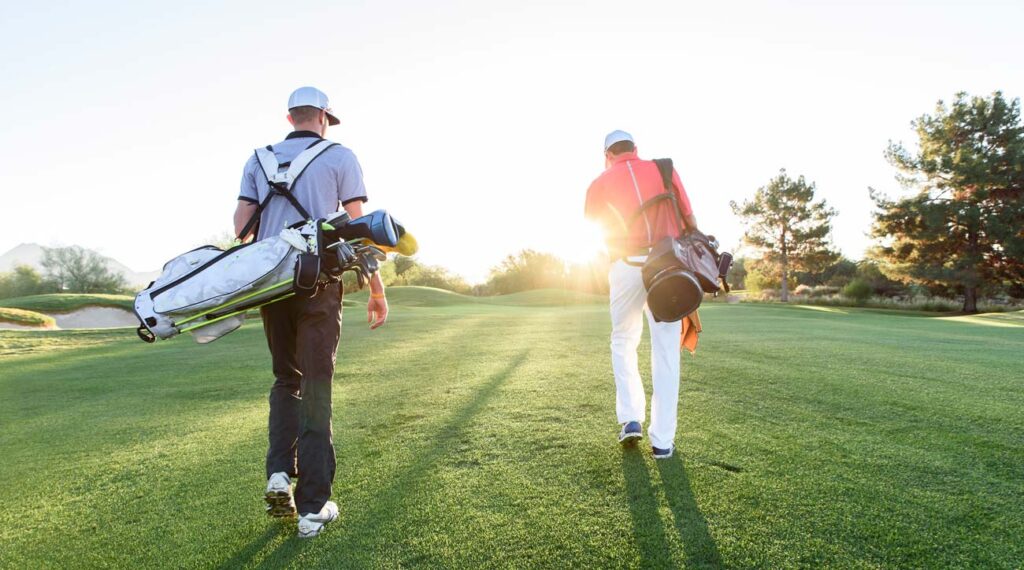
[237, 192, 272, 241]
[615, 158, 688, 253]
[243, 139, 338, 240]
[651, 158, 687, 236]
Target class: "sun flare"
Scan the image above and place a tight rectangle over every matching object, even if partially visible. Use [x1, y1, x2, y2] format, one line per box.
[547, 218, 607, 266]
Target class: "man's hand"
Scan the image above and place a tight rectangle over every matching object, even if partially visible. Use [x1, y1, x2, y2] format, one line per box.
[367, 294, 388, 329]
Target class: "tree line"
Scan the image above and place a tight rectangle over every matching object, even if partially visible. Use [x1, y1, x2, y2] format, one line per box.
[0, 247, 129, 299]
[6, 92, 1018, 311]
[731, 91, 1023, 313]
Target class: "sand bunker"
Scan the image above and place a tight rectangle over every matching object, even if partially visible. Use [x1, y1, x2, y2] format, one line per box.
[51, 307, 137, 329]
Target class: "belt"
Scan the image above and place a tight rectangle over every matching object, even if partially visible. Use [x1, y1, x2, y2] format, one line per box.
[612, 247, 651, 264]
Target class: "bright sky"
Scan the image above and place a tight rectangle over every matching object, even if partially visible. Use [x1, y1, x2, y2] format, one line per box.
[2, 0, 1022, 283]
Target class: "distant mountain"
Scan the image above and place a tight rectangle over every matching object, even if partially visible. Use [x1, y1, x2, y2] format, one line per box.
[0, 243, 160, 287]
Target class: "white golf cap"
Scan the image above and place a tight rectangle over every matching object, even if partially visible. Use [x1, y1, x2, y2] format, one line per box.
[604, 129, 634, 151]
[288, 86, 340, 126]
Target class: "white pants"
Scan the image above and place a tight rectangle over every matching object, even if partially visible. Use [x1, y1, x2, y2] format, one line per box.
[608, 259, 682, 449]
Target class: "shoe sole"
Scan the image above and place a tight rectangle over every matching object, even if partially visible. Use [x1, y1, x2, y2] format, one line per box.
[297, 514, 338, 538]
[653, 449, 674, 459]
[265, 490, 296, 517]
[619, 432, 642, 444]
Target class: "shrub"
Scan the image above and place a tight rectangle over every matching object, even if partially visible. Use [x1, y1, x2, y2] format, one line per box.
[745, 267, 779, 292]
[793, 284, 813, 296]
[842, 279, 872, 304]
[810, 285, 839, 298]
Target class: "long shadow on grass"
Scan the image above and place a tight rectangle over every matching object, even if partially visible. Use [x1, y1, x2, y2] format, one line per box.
[216, 526, 281, 569]
[621, 448, 723, 569]
[657, 454, 723, 569]
[252, 350, 530, 568]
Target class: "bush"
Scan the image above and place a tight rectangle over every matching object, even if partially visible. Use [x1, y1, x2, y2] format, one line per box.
[842, 279, 872, 304]
[793, 284, 813, 296]
[0, 265, 53, 299]
[745, 267, 779, 292]
[809, 285, 839, 298]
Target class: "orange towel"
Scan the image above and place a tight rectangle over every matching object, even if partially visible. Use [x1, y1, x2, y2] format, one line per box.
[681, 310, 702, 354]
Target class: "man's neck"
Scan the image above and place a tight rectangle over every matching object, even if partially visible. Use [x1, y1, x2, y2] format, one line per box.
[287, 130, 323, 139]
[292, 123, 324, 136]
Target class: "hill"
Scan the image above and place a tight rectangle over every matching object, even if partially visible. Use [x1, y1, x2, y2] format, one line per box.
[0, 243, 159, 287]
[345, 286, 606, 307]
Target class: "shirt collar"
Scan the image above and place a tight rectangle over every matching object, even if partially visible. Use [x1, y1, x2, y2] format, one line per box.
[286, 130, 323, 140]
[610, 151, 639, 164]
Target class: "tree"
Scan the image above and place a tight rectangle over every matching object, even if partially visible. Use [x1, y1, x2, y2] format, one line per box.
[871, 91, 1024, 313]
[792, 256, 857, 287]
[731, 170, 839, 301]
[0, 265, 51, 299]
[484, 250, 566, 295]
[727, 257, 748, 290]
[394, 256, 417, 284]
[41, 246, 128, 293]
[854, 260, 904, 298]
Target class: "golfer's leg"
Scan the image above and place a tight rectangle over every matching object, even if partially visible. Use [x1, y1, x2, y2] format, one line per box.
[262, 300, 302, 479]
[609, 260, 648, 424]
[293, 284, 342, 515]
[645, 309, 682, 450]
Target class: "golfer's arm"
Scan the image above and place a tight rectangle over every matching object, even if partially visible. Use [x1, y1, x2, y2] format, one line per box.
[342, 200, 385, 295]
[233, 200, 258, 242]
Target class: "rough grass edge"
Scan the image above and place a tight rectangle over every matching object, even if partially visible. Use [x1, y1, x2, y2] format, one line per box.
[740, 293, 1022, 313]
[0, 294, 134, 313]
[0, 307, 57, 328]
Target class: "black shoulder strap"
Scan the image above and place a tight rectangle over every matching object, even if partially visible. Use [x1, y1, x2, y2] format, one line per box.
[626, 158, 687, 241]
[652, 159, 686, 235]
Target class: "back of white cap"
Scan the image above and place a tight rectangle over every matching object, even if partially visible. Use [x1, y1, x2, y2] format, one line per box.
[604, 130, 634, 151]
[287, 86, 340, 126]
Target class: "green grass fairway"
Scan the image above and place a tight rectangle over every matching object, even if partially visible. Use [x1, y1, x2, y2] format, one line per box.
[1, 290, 1022, 568]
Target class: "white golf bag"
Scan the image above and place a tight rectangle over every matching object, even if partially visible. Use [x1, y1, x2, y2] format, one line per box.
[134, 213, 350, 343]
[134, 139, 408, 344]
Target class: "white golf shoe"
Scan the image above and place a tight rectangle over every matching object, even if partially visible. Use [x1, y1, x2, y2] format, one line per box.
[297, 501, 339, 538]
[264, 472, 296, 517]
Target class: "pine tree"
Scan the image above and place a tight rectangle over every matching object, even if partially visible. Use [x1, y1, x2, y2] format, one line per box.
[871, 91, 1024, 313]
[731, 170, 838, 301]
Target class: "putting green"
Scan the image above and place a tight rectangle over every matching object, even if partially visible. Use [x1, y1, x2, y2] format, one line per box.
[0, 292, 1021, 567]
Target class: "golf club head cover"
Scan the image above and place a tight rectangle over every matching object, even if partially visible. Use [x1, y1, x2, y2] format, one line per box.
[326, 210, 400, 248]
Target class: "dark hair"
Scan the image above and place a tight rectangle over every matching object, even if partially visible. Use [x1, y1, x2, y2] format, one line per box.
[288, 106, 322, 123]
[606, 140, 636, 155]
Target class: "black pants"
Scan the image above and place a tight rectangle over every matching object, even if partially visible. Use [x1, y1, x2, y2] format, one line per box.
[261, 283, 342, 515]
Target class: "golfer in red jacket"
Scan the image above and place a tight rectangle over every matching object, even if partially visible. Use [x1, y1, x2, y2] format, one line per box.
[584, 130, 699, 459]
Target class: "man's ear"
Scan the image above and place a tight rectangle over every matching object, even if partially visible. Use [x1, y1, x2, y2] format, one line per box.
[287, 114, 295, 126]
